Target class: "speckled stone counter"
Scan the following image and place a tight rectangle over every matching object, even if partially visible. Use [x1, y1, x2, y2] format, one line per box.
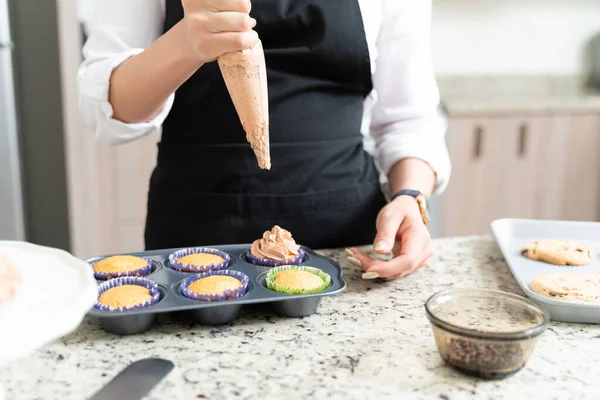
[2, 236, 599, 400]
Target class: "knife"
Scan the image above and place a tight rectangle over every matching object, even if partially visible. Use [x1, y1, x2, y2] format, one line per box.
[89, 358, 174, 400]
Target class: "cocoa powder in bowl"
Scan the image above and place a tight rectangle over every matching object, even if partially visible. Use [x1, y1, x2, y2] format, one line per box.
[425, 289, 548, 379]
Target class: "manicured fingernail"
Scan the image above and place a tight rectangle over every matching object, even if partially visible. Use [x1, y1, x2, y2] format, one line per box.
[345, 248, 355, 257]
[347, 256, 362, 268]
[374, 241, 388, 252]
[362, 272, 380, 280]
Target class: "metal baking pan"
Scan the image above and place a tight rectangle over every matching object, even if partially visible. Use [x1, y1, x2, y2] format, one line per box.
[491, 218, 600, 324]
[86, 245, 346, 335]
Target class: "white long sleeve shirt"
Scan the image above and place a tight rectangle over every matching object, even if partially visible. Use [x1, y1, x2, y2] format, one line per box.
[78, 0, 451, 194]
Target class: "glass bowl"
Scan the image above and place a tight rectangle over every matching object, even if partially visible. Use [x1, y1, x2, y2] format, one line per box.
[425, 288, 549, 379]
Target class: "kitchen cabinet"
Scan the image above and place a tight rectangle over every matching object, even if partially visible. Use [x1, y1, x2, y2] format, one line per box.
[438, 114, 600, 237]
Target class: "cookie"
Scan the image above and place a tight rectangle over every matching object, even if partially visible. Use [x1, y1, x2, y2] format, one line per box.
[520, 240, 593, 266]
[530, 272, 600, 302]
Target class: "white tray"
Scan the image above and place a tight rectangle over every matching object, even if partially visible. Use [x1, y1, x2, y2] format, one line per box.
[0, 241, 98, 367]
[490, 218, 600, 324]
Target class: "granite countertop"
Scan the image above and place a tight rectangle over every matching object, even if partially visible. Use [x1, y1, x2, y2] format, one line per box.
[437, 76, 600, 116]
[2, 235, 600, 400]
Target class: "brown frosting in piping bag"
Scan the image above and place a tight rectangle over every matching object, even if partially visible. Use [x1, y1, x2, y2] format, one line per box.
[218, 40, 271, 170]
[250, 226, 300, 260]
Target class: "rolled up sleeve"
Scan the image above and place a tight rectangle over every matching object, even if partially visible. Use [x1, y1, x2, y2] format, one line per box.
[77, 0, 171, 146]
[369, 0, 451, 195]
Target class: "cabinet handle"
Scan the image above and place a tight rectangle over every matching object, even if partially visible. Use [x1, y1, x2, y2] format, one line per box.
[518, 123, 528, 156]
[473, 125, 483, 159]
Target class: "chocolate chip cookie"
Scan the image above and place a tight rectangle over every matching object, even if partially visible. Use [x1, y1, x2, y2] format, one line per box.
[521, 240, 593, 266]
[531, 272, 600, 302]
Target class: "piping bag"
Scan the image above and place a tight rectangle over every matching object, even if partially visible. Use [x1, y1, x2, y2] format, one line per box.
[218, 40, 271, 170]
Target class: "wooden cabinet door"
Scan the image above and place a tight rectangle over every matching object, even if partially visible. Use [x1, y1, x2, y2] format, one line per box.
[514, 115, 571, 221]
[560, 115, 600, 221]
[503, 114, 600, 223]
[438, 114, 600, 238]
[439, 117, 530, 237]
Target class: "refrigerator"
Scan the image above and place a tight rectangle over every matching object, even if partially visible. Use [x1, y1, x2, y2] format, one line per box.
[0, 0, 72, 249]
[0, 0, 25, 241]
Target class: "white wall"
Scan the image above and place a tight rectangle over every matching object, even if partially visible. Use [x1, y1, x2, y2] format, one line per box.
[77, 0, 95, 35]
[432, 0, 600, 76]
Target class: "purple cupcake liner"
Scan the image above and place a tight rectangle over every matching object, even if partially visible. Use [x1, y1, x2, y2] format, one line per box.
[245, 247, 305, 267]
[94, 276, 161, 312]
[91, 256, 153, 280]
[181, 270, 249, 302]
[168, 247, 231, 273]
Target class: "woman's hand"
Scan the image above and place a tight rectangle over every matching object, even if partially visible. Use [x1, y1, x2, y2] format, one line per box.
[182, 0, 259, 63]
[346, 195, 433, 280]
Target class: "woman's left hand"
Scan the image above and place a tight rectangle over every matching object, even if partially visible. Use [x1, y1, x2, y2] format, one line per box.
[346, 195, 433, 280]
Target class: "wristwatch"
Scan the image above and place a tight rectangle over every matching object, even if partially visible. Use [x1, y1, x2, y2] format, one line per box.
[390, 189, 430, 226]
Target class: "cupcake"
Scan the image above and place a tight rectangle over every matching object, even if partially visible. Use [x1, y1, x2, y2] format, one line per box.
[181, 270, 249, 302]
[247, 225, 305, 267]
[91, 255, 152, 280]
[265, 266, 331, 295]
[169, 247, 230, 273]
[94, 277, 160, 312]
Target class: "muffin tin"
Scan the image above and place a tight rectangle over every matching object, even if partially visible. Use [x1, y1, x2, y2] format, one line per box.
[86, 244, 346, 335]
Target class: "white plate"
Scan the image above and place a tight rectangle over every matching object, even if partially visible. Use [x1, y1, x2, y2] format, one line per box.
[0, 241, 97, 367]
[490, 218, 600, 324]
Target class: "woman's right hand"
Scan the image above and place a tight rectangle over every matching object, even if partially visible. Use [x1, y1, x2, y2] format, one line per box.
[182, 0, 259, 63]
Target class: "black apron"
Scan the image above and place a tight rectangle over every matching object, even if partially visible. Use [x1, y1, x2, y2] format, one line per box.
[144, 0, 387, 250]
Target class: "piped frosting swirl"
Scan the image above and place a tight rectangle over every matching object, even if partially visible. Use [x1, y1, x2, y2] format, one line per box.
[250, 226, 300, 260]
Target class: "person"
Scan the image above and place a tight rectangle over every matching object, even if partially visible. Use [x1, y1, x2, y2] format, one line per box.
[77, 0, 451, 280]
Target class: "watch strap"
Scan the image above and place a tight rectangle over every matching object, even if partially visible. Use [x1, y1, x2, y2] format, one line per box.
[390, 189, 429, 226]
[390, 189, 421, 202]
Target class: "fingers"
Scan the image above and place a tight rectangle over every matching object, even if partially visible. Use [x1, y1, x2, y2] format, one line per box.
[186, 0, 251, 13]
[348, 199, 434, 281]
[346, 227, 433, 281]
[209, 30, 260, 54]
[388, 243, 434, 280]
[369, 255, 418, 279]
[183, 0, 257, 62]
[204, 11, 256, 33]
[207, 0, 252, 13]
[366, 228, 433, 279]
[382, 253, 431, 281]
[346, 248, 397, 280]
[345, 248, 379, 272]
[373, 209, 404, 254]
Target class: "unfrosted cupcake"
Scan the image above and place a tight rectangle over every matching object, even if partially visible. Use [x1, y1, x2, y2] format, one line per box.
[181, 270, 249, 302]
[169, 247, 230, 273]
[94, 277, 160, 312]
[92, 255, 152, 280]
[247, 226, 305, 267]
[265, 266, 331, 295]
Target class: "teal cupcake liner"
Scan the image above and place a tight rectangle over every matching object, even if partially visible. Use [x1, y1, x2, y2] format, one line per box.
[265, 266, 331, 295]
